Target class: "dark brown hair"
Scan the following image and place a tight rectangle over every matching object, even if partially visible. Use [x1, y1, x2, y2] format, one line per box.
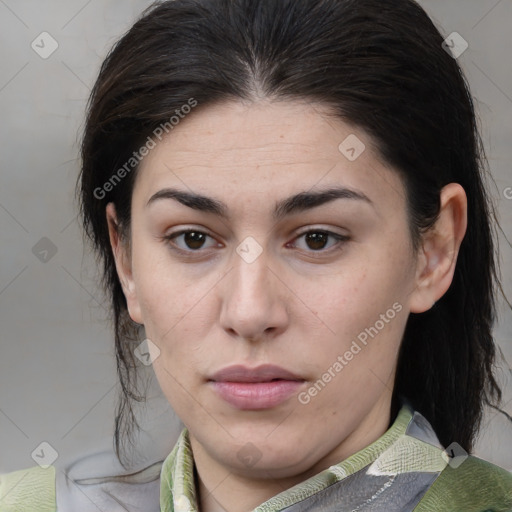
[78, 0, 507, 468]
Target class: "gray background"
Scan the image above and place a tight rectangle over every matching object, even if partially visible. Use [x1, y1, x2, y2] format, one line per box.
[1, 0, 511, 475]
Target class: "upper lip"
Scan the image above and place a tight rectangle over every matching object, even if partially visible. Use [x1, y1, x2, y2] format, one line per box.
[209, 364, 304, 383]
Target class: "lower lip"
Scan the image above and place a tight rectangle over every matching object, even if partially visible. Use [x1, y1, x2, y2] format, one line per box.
[210, 380, 304, 410]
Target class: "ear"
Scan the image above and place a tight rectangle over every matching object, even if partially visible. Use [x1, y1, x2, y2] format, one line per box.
[409, 183, 468, 313]
[106, 203, 143, 324]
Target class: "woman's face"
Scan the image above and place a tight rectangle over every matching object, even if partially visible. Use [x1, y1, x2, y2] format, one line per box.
[111, 100, 422, 480]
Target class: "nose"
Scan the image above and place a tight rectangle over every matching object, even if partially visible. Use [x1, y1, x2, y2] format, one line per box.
[218, 244, 289, 342]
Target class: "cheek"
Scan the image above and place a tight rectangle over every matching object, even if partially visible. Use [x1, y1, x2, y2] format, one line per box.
[298, 250, 411, 362]
[130, 241, 206, 332]
[299, 265, 390, 333]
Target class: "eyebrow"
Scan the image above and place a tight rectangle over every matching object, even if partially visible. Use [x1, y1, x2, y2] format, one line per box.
[146, 186, 373, 220]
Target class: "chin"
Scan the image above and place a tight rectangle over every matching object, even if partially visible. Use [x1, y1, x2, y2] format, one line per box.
[224, 432, 320, 478]
[231, 452, 315, 481]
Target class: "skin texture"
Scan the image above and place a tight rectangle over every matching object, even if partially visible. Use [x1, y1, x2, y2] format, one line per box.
[107, 100, 467, 511]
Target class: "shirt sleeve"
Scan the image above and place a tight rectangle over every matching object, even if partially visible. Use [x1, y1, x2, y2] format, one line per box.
[0, 465, 56, 512]
[413, 455, 512, 512]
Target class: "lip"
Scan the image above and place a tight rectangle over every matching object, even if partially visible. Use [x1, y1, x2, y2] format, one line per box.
[209, 364, 303, 383]
[208, 364, 305, 410]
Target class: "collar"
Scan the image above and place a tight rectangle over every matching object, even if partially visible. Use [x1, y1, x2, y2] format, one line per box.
[159, 404, 448, 512]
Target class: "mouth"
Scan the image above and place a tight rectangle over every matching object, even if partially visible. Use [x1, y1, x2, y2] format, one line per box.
[209, 364, 303, 383]
[208, 364, 305, 410]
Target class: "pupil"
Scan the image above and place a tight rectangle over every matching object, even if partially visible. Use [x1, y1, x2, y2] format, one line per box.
[185, 232, 205, 249]
[306, 232, 327, 250]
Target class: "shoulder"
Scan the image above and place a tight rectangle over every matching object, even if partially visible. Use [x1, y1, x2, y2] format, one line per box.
[1, 451, 164, 512]
[0, 465, 56, 512]
[414, 455, 512, 512]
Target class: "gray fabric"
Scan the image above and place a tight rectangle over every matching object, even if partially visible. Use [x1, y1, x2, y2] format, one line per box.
[405, 412, 444, 450]
[279, 410, 444, 512]
[55, 450, 163, 512]
[280, 470, 439, 512]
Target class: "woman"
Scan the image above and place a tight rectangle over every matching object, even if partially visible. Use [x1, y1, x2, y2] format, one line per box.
[1, 0, 511, 510]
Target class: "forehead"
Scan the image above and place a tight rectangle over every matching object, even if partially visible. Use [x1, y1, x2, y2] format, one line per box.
[133, 100, 406, 212]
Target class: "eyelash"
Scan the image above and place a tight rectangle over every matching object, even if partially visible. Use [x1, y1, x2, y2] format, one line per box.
[161, 228, 350, 257]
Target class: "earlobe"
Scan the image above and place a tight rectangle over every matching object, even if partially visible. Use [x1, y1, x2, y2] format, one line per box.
[106, 203, 143, 323]
[409, 183, 467, 313]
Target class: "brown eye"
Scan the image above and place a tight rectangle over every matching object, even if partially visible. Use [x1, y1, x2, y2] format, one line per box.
[183, 231, 206, 249]
[304, 232, 329, 250]
[164, 229, 219, 252]
[291, 230, 349, 253]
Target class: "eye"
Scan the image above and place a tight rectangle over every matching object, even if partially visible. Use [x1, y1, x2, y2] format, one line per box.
[290, 229, 349, 253]
[162, 228, 348, 256]
[164, 229, 220, 252]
